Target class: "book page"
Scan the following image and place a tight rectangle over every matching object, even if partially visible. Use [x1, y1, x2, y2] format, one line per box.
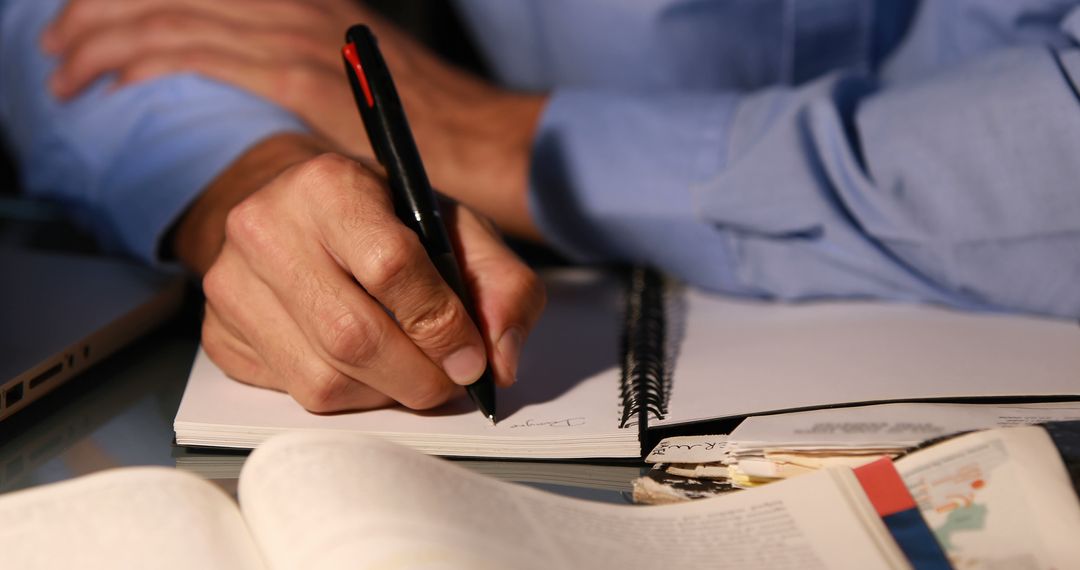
[0, 467, 264, 569]
[895, 426, 1080, 568]
[658, 291, 1080, 427]
[239, 431, 908, 570]
[176, 270, 639, 458]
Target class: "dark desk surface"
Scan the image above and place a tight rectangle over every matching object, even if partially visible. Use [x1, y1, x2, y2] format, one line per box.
[0, 293, 638, 504]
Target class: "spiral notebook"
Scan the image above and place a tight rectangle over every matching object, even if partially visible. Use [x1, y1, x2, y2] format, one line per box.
[174, 268, 1080, 459]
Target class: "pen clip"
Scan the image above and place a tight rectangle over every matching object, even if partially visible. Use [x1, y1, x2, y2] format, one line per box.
[342, 42, 374, 109]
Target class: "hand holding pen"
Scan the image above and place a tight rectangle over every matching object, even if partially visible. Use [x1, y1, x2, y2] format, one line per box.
[191, 33, 544, 416]
[196, 133, 543, 415]
[342, 24, 529, 422]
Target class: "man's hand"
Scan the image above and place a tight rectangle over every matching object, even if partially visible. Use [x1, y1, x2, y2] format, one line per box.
[176, 133, 545, 412]
[43, 0, 546, 240]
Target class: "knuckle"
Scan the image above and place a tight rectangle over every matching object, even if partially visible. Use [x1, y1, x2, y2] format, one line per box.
[201, 264, 228, 303]
[361, 229, 418, 292]
[61, 44, 92, 78]
[200, 317, 225, 354]
[509, 265, 547, 314]
[518, 267, 547, 306]
[224, 198, 268, 248]
[296, 365, 351, 413]
[401, 298, 468, 350]
[289, 153, 353, 190]
[322, 311, 382, 366]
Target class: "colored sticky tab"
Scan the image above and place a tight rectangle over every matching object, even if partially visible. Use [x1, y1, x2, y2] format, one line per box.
[854, 457, 917, 517]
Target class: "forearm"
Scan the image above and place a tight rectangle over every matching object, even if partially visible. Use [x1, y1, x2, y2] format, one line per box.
[414, 87, 546, 242]
[356, 19, 547, 241]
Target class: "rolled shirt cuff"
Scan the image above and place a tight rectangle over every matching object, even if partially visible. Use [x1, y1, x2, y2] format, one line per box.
[527, 88, 745, 288]
[93, 79, 310, 263]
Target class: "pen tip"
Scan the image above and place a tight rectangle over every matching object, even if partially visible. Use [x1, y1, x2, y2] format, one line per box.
[487, 414, 497, 426]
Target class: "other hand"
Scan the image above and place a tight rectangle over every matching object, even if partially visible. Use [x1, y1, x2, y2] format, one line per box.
[44, 0, 545, 240]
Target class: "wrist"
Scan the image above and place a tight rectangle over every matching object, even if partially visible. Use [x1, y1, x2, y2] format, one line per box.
[172, 133, 332, 274]
[454, 91, 546, 242]
[413, 79, 547, 241]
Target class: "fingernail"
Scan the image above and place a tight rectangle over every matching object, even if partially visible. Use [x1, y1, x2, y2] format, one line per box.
[498, 327, 524, 383]
[443, 346, 485, 385]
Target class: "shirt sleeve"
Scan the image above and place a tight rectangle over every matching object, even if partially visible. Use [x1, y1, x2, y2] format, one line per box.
[0, 0, 309, 263]
[529, 27, 1080, 319]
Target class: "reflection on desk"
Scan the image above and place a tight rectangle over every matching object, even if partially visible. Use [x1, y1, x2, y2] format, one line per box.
[0, 317, 198, 493]
[174, 446, 644, 504]
[0, 303, 638, 505]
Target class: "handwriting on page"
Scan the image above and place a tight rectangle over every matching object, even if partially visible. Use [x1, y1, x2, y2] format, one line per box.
[646, 435, 729, 464]
[508, 417, 587, 429]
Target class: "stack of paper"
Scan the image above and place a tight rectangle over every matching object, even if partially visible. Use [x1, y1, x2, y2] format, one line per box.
[634, 401, 1080, 502]
[727, 402, 1080, 487]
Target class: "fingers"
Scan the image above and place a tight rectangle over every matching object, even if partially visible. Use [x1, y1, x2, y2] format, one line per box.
[202, 151, 543, 412]
[41, 0, 375, 158]
[49, 11, 263, 99]
[240, 155, 490, 387]
[43, 0, 334, 54]
[449, 205, 547, 387]
[46, 8, 340, 100]
[201, 304, 266, 388]
[204, 245, 448, 412]
[41, 1, 366, 155]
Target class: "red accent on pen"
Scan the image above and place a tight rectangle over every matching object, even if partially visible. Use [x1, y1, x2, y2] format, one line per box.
[342, 43, 374, 108]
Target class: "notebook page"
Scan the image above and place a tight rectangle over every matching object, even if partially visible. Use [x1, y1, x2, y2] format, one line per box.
[239, 431, 909, 570]
[176, 270, 639, 458]
[0, 468, 264, 570]
[658, 291, 1080, 427]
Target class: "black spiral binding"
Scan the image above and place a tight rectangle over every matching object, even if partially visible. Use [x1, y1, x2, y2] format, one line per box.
[619, 267, 669, 446]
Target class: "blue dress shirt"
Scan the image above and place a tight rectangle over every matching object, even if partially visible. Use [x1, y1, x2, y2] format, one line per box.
[458, 0, 1080, 318]
[0, 0, 307, 261]
[2, 0, 1079, 318]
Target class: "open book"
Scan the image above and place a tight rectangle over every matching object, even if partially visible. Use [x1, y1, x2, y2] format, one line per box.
[891, 424, 1080, 567]
[175, 269, 1080, 458]
[0, 430, 912, 569]
[2, 427, 1077, 569]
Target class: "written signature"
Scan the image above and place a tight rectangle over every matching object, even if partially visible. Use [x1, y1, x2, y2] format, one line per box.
[652, 441, 724, 456]
[509, 417, 587, 429]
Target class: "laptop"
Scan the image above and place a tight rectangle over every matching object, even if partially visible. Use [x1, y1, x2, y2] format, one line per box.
[0, 247, 185, 421]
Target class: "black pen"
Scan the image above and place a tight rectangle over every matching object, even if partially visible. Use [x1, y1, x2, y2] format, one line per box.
[342, 25, 496, 424]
